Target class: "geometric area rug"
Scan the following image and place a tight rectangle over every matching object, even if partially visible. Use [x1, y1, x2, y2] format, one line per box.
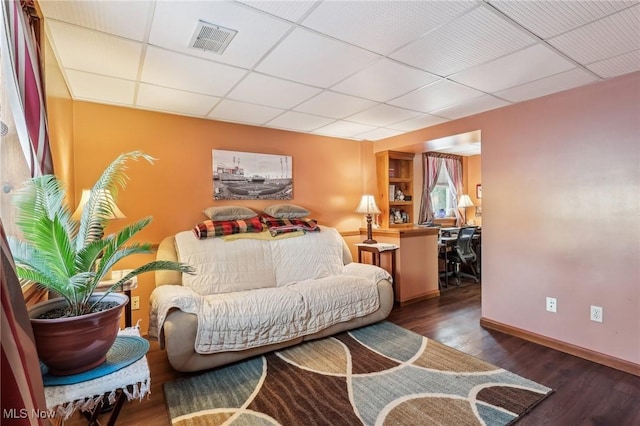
[164, 321, 553, 425]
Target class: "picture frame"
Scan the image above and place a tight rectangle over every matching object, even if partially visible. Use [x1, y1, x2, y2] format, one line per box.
[476, 184, 482, 199]
[212, 150, 292, 200]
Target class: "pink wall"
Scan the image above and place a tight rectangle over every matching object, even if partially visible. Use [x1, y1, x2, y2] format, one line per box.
[376, 72, 640, 365]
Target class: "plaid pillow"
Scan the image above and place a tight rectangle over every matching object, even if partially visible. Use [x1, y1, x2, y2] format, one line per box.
[260, 216, 319, 236]
[193, 216, 264, 239]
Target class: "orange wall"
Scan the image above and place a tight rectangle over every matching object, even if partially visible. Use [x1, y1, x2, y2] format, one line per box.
[376, 71, 640, 366]
[70, 102, 376, 330]
[44, 36, 74, 199]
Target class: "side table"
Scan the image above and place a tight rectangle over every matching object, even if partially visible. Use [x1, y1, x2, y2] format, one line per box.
[356, 243, 399, 290]
[97, 270, 138, 328]
[44, 327, 150, 426]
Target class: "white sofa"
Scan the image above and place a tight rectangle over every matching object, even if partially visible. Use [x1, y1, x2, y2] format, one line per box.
[149, 227, 394, 372]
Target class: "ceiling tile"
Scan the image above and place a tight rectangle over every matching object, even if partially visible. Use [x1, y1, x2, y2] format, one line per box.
[65, 70, 135, 106]
[389, 80, 485, 113]
[228, 73, 321, 109]
[141, 47, 247, 97]
[347, 104, 421, 127]
[357, 128, 405, 141]
[46, 21, 143, 80]
[235, 1, 317, 23]
[38, 0, 153, 41]
[301, 1, 474, 55]
[313, 121, 377, 139]
[450, 44, 576, 93]
[294, 91, 376, 119]
[266, 111, 335, 132]
[331, 59, 440, 102]
[587, 50, 640, 79]
[209, 99, 283, 125]
[489, 0, 636, 39]
[136, 84, 220, 116]
[148, 1, 292, 69]
[256, 28, 379, 87]
[548, 5, 640, 64]
[390, 5, 536, 76]
[431, 95, 510, 120]
[388, 115, 449, 132]
[495, 68, 599, 103]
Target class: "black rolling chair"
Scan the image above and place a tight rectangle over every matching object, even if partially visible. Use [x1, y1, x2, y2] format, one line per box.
[447, 227, 479, 285]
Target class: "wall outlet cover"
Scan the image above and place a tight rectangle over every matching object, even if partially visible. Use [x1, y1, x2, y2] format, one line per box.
[590, 305, 603, 323]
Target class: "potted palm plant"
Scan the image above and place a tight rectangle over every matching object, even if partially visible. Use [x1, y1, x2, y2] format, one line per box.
[8, 151, 193, 375]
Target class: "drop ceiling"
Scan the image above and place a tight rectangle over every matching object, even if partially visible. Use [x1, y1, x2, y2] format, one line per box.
[40, 1, 640, 143]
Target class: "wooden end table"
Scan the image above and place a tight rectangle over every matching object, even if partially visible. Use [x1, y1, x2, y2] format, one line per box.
[356, 243, 399, 290]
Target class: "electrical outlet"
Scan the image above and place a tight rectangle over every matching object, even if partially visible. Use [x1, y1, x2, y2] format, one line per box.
[590, 305, 603, 323]
[546, 297, 557, 313]
[131, 296, 140, 311]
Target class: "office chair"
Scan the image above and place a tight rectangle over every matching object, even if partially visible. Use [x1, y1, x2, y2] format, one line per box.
[447, 227, 479, 285]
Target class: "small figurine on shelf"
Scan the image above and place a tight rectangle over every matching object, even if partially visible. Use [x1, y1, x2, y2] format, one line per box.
[395, 189, 405, 201]
[393, 210, 404, 223]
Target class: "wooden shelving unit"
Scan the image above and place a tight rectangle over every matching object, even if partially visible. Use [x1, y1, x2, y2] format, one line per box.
[375, 150, 415, 228]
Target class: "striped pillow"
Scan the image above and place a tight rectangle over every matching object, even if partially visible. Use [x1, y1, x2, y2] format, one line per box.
[193, 216, 264, 239]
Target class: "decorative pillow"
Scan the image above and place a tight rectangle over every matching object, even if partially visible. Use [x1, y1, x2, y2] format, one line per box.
[202, 205, 257, 221]
[193, 217, 264, 239]
[260, 216, 319, 236]
[263, 204, 310, 219]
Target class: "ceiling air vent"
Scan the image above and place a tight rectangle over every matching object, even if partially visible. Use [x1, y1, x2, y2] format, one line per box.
[189, 20, 237, 55]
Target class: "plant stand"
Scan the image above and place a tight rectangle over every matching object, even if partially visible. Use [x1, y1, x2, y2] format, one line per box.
[44, 327, 150, 424]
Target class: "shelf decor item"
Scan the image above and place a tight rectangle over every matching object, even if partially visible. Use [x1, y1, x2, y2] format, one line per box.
[355, 194, 381, 244]
[8, 151, 194, 375]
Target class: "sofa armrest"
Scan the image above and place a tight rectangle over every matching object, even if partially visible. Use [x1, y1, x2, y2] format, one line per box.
[156, 236, 183, 286]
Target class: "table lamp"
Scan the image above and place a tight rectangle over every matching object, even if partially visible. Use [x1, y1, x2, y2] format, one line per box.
[356, 194, 381, 244]
[458, 194, 474, 226]
[73, 189, 126, 279]
[73, 189, 126, 221]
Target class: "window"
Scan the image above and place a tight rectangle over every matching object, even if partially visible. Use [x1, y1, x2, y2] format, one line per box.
[431, 162, 454, 218]
[1, 69, 30, 239]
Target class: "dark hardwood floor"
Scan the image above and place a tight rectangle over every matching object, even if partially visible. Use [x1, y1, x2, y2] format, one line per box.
[66, 281, 640, 425]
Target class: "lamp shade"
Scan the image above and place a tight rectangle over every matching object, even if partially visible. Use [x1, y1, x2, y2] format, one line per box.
[355, 195, 381, 214]
[458, 194, 474, 208]
[72, 189, 126, 220]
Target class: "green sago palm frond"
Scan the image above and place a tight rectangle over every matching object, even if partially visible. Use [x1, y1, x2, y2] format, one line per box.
[8, 150, 193, 317]
[76, 151, 154, 250]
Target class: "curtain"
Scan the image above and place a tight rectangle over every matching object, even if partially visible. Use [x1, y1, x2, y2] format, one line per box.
[1, 0, 53, 177]
[442, 157, 463, 226]
[418, 154, 442, 223]
[1, 220, 50, 425]
[420, 152, 463, 225]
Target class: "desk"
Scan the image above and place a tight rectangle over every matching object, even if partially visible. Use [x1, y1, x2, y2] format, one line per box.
[438, 237, 457, 288]
[97, 270, 137, 328]
[356, 243, 399, 290]
[44, 327, 150, 425]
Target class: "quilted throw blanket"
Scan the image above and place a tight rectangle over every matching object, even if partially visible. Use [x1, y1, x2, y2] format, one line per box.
[260, 216, 319, 236]
[148, 264, 390, 354]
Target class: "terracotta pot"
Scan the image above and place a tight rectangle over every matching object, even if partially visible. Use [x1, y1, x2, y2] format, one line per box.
[28, 292, 128, 376]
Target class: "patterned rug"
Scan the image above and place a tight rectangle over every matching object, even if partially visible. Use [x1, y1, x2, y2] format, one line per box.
[164, 321, 552, 425]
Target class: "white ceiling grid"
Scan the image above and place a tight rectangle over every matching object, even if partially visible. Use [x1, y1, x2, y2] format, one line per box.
[39, 0, 640, 150]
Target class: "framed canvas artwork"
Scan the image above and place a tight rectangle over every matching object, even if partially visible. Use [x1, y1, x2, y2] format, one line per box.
[212, 150, 293, 200]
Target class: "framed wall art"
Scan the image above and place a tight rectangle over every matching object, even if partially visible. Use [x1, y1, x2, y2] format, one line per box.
[476, 184, 482, 199]
[212, 150, 293, 200]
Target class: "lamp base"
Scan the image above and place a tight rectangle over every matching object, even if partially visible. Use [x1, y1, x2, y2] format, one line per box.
[362, 238, 378, 244]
